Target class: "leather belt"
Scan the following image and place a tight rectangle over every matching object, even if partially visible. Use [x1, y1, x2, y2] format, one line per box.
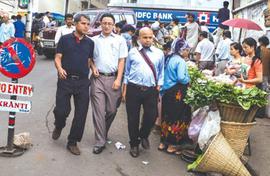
[66, 74, 87, 80]
[99, 72, 117, 76]
[128, 82, 155, 91]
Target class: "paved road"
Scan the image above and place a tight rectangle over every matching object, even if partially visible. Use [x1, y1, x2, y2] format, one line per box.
[0, 55, 269, 176]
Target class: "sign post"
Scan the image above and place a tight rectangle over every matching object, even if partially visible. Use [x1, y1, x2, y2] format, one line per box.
[0, 38, 35, 157]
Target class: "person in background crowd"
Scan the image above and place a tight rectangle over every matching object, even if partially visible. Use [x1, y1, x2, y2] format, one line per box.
[215, 30, 233, 75]
[158, 38, 191, 154]
[47, 15, 56, 28]
[90, 13, 128, 155]
[52, 14, 94, 155]
[122, 27, 164, 158]
[194, 31, 215, 70]
[115, 22, 124, 35]
[31, 13, 45, 43]
[184, 13, 199, 53]
[143, 20, 150, 28]
[156, 22, 170, 45]
[13, 15, 25, 38]
[238, 37, 262, 88]
[152, 25, 163, 49]
[216, 1, 230, 47]
[200, 22, 209, 33]
[10, 15, 16, 23]
[136, 21, 143, 30]
[55, 14, 75, 45]
[225, 42, 247, 87]
[0, 13, 15, 44]
[170, 18, 180, 40]
[121, 24, 136, 51]
[43, 11, 51, 27]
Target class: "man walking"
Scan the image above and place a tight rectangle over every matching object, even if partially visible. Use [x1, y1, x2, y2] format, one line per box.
[52, 14, 94, 155]
[55, 14, 75, 45]
[0, 13, 15, 44]
[90, 13, 128, 154]
[13, 15, 25, 38]
[195, 31, 215, 70]
[122, 27, 164, 158]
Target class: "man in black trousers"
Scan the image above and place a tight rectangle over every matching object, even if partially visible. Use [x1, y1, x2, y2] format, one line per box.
[52, 14, 94, 155]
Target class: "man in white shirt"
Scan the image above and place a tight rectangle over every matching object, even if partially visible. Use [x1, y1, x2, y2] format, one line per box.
[55, 14, 75, 45]
[0, 13, 15, 44]
[195, 31, 215, 70]
[215, 30, 233, 75]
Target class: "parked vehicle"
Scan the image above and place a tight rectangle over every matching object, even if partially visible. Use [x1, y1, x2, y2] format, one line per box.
[36, 8, 137, 58]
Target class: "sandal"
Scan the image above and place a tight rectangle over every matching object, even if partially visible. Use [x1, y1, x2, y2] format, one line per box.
[166, 145, 181, 155]
[157, 143, 167, 151]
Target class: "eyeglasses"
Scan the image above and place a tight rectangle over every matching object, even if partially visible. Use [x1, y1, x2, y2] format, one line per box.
[101, 22, 114, 26]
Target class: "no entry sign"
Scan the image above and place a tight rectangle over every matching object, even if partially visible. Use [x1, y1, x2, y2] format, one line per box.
[0, 38, 35, 79]
[0, 81, 33, 97]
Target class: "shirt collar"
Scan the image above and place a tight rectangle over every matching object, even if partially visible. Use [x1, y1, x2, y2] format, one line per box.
[72, 32, 85, 43]
[138, 43, 154, 52]
[65, 25, 74, 29]
[99, 32, 116, 38]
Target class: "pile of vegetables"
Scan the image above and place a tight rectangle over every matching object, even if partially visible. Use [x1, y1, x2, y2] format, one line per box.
[184, 67, 268, 110]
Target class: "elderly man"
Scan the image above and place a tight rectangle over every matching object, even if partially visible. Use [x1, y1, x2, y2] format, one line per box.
[89, 13, 128, 154]
[0, 13, 15, 44]
[122, 27, 164, 158]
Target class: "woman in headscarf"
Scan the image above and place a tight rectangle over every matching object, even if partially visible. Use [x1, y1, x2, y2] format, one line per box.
[158, 38, 192, 154]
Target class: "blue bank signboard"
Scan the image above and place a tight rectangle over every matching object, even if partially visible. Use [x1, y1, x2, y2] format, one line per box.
[134, 9, 219, 32]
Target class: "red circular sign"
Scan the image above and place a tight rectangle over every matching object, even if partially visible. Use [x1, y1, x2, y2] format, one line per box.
[0, 38, 36, 78]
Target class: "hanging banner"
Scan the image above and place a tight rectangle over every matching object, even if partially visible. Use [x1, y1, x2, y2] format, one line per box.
[0, 99, 31, 113]
[0, 82, 33, 97]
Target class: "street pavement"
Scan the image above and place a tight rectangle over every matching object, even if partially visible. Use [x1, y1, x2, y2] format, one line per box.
[0, 55, 270, 176]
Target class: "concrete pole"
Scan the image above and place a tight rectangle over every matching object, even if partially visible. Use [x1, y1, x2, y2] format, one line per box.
[25, 0, 33, 41]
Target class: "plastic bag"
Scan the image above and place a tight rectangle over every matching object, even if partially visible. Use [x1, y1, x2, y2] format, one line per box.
[188, 106, 209, 143]
[198, 110, 221, 150]
[14, 132, 32, 149]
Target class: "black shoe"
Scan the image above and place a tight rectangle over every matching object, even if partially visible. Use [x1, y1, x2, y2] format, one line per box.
[92, 146, 105, 154]
[141, 138, 150, 149]
[130, 146, 139, 158]
[52, 127, 62, 140]
[67, 144, 81, 155]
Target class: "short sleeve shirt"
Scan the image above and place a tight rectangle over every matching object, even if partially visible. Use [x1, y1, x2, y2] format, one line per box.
[92, 33, 128, 73]
[56, 32, 94, 77]
[195, 38, 215, 62]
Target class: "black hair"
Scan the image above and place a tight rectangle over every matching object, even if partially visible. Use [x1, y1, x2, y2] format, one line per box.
[200, 31, 208, 38]
[223, 1, 229, 8]
[121, 24, 135, 33]
[187, 13, 195, 21]
[223, 30, 231, 39]
[200, 21, 206, 25]
[242, 37, 261, 67]
[163, 41, 173, 50]
[172, 18, 179, 25]
[11, 15, 16, 20]
[74, 14, 90, 23]
[16, 15, 22, 20]
[230, 42, 243, 55]
[115, 22, 124, 29]
[258, 36, 269, 46]
[65, 14, 73, 20]
[100, 13, 115, 23]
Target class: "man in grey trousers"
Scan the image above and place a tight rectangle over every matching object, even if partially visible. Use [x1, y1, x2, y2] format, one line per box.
[90, 13, 128, 154]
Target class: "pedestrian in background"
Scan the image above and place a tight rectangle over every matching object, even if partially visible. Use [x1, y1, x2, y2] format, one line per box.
[122, 27, 164, 158]
[169, 18, 180, 40]
[194, 31, 215, 70]
[13, 15, 25, 38]
[121, 24, 136, 51]
[52, 14, 94, 155]
[215, 30, 233, 75]
[216, 1, 230, 47]
[184, 13, 199, 53]
[0, 13, 15, 44]
[90, 13, 128, 155]
[158, 38, 191, 154]
[55, 14, 75, 45]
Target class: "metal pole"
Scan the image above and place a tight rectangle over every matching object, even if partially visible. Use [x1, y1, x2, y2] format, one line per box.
[65, 0, 69, 15]
[25, 0, 33, 41]
[6, 78, 18, 152]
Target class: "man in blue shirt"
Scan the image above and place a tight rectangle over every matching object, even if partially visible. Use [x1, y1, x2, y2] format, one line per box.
[122, 27, 164, 157]
[13, 15, 25, 38]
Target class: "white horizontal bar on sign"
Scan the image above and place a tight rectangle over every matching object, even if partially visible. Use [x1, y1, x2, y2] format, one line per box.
[0, 82, 33, 97]
[0, 99, 31, 113]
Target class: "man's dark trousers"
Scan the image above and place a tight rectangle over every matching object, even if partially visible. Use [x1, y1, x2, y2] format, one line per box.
[53, 78, 90, 144]
[126, 83, 158, 147]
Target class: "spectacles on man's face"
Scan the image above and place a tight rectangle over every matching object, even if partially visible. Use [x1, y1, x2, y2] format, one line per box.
[101, 22, 114, 26]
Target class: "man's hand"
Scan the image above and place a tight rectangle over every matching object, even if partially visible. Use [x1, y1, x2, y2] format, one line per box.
[122, 84, 127, 102]
[57, 67, 67, 79]
[112, 79, 121, 90]
[91, 66, 99, 78]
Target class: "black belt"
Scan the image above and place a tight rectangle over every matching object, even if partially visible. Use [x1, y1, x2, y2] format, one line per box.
[128, 82, 155, 91]
[99, 72, 117, 76]
[66, 74, 87, 80]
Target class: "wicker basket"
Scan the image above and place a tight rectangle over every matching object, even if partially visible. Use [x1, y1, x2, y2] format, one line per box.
[221, 121, 256, 157]
[217, 103, 258, 123]
[195, 132, 251, 176]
